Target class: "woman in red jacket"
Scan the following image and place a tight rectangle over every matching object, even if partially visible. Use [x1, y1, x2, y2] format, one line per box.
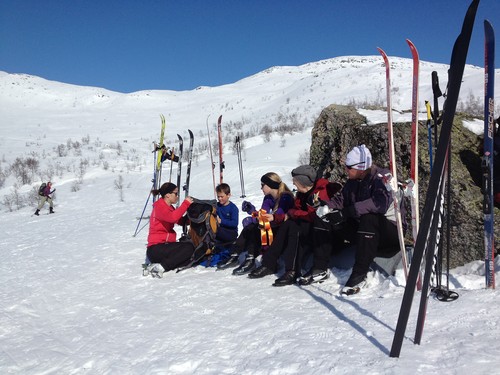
[145, 182, 194, 278]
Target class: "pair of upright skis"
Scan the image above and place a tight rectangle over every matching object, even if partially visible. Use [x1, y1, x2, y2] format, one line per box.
[377, 39, 420, 283]
[207, 114, 246, 199]
[388, 0, 486, 358]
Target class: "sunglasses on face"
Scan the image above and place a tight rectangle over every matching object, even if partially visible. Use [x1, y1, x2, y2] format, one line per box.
[169, 191, 179, 196]
[345, 162, 365, 170]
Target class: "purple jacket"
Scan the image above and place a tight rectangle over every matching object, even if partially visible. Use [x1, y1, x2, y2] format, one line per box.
[327, 164, 406, 229]
[261, 193, 294, 215]
[42, 185, 54, 197]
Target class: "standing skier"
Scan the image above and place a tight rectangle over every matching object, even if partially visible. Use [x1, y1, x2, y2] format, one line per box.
[317, 145, 405, 295]
[34, 181, 56, 216]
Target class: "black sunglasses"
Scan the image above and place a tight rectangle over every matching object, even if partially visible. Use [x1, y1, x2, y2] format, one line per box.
[345, 161, 365, 170]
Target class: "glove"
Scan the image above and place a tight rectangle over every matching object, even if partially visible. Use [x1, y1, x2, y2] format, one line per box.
[322, 209, 345, 225]
[164, 150, 179, 162]
[320, 206, 356, 225]
[241, 201, 256, 215]
[242, 216, 257, 227]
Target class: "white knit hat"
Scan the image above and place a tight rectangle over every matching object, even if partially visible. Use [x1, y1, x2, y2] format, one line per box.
[345, 145, 372, 171]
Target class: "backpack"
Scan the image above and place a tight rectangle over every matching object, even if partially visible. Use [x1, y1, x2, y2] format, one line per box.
[38, 183, 47, 196]
[177, 200, 231, 271]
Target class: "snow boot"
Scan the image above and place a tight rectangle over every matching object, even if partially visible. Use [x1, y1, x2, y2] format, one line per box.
[49, 207, 55, 214]
[248, 265, 274, 279]
[34, 209, 40, 216]
[273, 270, 296, 287]
[217, 253, 239, 270]
[340, 273, 367, 296]
[232, 256, 255, 275]
[297, 268, 330, 286]
[150, 263, 165, 278]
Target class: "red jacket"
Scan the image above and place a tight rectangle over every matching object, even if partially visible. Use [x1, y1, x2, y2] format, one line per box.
[147, 198, 191, 247]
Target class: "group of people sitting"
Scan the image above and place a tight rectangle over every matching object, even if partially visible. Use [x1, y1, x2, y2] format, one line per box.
[143, 144, 404, 295]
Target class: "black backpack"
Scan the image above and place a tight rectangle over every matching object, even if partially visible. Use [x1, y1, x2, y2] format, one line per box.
[176, 200, 223, 272]
[38, 183, 47, 196]
[186, 201, 218, 250]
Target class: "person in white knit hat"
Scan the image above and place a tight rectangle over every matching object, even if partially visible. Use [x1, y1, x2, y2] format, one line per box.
[306, 144, 406, 295]
[344, 144, 372, 171]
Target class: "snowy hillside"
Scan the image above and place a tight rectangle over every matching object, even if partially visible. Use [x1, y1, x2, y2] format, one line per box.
[0, 56, 499, 374]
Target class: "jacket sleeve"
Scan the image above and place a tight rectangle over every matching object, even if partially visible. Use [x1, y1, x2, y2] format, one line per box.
[155, 199, 191, 224]
[260, 195, 274, 213]
[326, 191, 345, 210]
[353, 177, 392, 216]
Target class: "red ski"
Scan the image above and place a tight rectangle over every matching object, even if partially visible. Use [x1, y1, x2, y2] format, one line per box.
[377, 47, 409, 281]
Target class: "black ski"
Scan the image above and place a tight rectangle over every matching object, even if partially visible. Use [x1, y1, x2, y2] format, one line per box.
[390, 0, 479, 358]
[483, 19, 495, 289]
[184, 129, 194, 199]
[176, 134, 184, 207]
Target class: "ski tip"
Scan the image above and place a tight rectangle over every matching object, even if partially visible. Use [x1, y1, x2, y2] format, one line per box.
[377, 47, 389, 61]
[484, 19, 494, 33]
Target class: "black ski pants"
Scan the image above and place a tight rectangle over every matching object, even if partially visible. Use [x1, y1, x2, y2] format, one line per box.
[325, 213, 400, 279]
[147, 241, 195, 271]
[230, 223, 261, 257]
[261, 219, 311, 273]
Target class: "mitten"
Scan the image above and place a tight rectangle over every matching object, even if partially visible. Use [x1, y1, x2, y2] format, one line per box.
[241, 200, 256, 215]
[242, 216, 257, 227]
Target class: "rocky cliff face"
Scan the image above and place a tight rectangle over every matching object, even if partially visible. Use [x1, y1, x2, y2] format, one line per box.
[309, 104, 499, 268]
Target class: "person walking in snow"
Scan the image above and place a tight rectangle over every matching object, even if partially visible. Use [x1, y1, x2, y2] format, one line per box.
[248, 166, 341, 286]
[214, 183, 239, 244]
[217, 172, 294, 275]
[315, 145, 405, 295]
[34, 181, 56, 216]
[145, 182, 194, 278]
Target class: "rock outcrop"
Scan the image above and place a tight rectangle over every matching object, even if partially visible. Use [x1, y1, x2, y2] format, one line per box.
[309, 104, 499, 268]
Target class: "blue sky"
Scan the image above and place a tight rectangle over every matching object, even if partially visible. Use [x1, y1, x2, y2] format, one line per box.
[1, 0, 498, 93]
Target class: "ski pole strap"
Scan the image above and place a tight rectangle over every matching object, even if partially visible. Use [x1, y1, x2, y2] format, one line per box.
[253, 209, 273, 246]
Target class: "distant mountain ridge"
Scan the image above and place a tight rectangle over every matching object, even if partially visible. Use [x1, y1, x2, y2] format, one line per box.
[0, 55, 497, 169]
